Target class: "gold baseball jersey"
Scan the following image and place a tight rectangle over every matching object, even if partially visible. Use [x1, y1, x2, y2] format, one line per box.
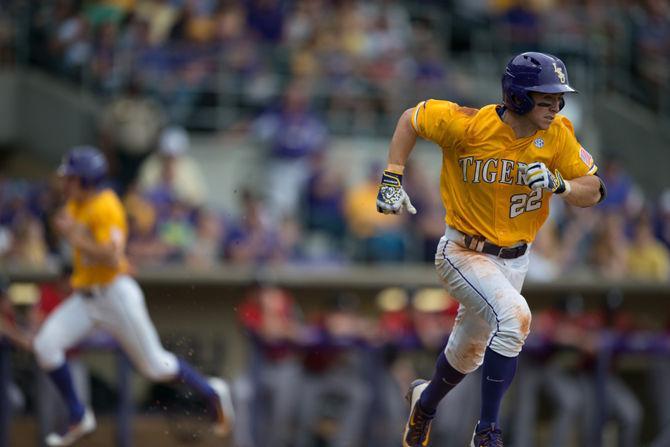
[66, 189, 129, 288]
[411, 100, 598, 246]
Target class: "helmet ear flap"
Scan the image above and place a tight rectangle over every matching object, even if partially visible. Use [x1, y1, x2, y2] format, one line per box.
[558, 97, 565, 111]
[505, 86, 534, 115]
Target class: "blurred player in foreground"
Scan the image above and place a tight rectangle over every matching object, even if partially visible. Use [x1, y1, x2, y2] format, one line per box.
[32, 146, 234, 446]
[376, 52, 606, 446]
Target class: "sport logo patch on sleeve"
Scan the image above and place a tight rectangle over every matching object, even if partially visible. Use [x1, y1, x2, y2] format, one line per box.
[579, 147, 593, 167]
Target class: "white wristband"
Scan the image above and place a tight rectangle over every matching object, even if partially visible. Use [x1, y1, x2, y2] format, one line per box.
[562, 180, 572, 196]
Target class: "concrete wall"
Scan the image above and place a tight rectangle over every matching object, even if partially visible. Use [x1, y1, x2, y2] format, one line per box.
[0, 70, 19, 145]
[0, 68, 100, 162]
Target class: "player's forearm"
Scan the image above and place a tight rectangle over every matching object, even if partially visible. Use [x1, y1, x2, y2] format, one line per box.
[561, 175, 602, 207]
[386, 108, 418, 173]
[70, 232, 123, 266]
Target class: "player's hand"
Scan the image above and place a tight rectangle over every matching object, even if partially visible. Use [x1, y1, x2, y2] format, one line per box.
[521, 162, 569, 195]
[53, 209, 75, 237]
[376, 170, 417, 215]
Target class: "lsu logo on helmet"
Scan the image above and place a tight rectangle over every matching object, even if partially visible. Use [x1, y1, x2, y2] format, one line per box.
[552, 62, 566, 84]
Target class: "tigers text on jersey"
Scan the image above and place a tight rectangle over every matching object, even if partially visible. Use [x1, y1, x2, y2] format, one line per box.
[66, 189, 129, 288]
[411, 100, 597, 246]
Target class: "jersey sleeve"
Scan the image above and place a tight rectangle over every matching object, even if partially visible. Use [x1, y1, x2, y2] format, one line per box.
[410, 99, 468, 149]
[90, 193, 127, 247]
[552, 116, 598, 180]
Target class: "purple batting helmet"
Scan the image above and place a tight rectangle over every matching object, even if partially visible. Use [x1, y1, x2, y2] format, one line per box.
[502, 52, 576, 115]
[58, 146, 108, 188]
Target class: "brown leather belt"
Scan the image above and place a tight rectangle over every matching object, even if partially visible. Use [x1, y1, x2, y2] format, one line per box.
[78, 287, 102, 299]
[462, 234, 528, 259]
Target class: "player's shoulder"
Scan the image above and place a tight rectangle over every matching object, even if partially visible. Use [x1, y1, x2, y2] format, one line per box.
[90, 189, 124, 212]
[548, 114, 577, 137]
[419, 99, 481, 117]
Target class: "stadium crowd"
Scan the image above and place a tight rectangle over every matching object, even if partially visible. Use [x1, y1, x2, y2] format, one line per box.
[0, 1, 665, 277]
[0, 0, 668, 129]
[1, 131, 669, 282]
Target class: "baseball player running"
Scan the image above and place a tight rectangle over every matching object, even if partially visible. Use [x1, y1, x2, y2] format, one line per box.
[32, 146, 234, 446]
[376, 52, 606, 447]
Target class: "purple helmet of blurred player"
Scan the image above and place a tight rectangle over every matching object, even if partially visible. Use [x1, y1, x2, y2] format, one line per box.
[58, 145, 108, 188]
[502, 52, 576, 115]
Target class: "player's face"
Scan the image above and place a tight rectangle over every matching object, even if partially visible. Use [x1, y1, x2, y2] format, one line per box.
[61, 175, 83, 200]
[528, 92, 563, 130]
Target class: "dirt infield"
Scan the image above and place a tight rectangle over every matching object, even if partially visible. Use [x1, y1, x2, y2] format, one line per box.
[8, 415, 234, 447]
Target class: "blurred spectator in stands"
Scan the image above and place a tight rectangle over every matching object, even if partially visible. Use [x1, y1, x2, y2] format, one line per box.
[124, 181, 170, 267]
[344, 163, 407, 263]
[156, 199, 197, 264]
[627, 215, 670, 281]
[598, 154, 634, 212]
[134, 0, 181, 47]
[556, 204, 601, 277]
[99, 77, 167, 194]
[138, 125, 208, 207]
[176, 0, 218, 44]
[493, 0, 541, 52]
[246, 0, 285, 44]
[296, 293, 373, 447]
[226, 189, 299, 264]
[0, 180, 51, 268]
[540, 0, 590, 61]
[413, 39, 449, 102]
[252, 80, 328, 220]
[527, 217, 564, 282]
[7, 212, 49, 269]
[235, 283, 303, 447]
[402, 160, 444, 262]
[50, 2, 92, 80]
[143, 16, 217, 126]
[30, 179, 65, 257]
[655, 188, 670, 249]
[300, 151, 347, 261]
[630, 0, 670, 111]
[589, 211, 629, 279]
[88, 19, 123, 94]
[186, 208, 225, 269]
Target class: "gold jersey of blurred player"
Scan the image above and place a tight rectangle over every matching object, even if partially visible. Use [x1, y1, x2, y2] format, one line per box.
[411, 100, 598, 246]
[65, 189, 129, 288]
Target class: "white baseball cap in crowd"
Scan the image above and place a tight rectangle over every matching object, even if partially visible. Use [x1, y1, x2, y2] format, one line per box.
[159, 126, 190, 156]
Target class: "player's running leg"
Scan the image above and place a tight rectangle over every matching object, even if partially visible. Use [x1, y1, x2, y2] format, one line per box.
[33, 293, 97, 446]
[96, 275, 234, 435]
[435, 240, 531, 446]
[402, 351, 467, 446]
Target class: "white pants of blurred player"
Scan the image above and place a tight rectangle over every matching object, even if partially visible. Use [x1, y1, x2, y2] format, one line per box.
[33, 275, 179, 381]
[435, 227, 532, 374]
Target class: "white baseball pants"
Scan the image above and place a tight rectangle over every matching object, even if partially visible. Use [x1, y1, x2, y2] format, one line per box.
[33, 275, 179, 381]
[435, 227, 532, 374]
